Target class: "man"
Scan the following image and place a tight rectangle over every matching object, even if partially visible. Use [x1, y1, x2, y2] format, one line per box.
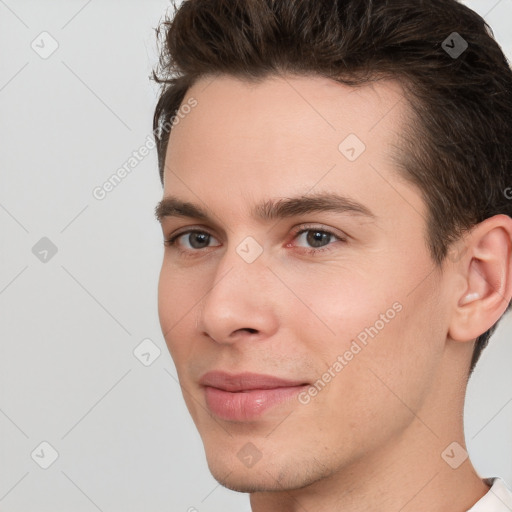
[152, 0, 512, 510]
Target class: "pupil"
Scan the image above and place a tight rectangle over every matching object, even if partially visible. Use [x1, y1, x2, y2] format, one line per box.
[190, 233, 210, 249]
[307, 231, 330, 248]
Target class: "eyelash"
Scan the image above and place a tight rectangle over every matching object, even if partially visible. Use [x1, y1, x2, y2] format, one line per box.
[163, 225, 347, 257]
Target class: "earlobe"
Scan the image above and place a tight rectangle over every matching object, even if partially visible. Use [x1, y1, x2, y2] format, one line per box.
[448, 215, 512, 343]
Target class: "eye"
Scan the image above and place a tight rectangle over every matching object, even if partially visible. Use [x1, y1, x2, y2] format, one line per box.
[296, 230, 336, 248]
[165, 230, 221, 250]
[291, 226, 346, 253]
[164, 225, 346, 257]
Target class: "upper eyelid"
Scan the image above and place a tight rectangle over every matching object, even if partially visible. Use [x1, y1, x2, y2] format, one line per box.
[168, 223, 342, 236]
[169, 226, 219, 241]
[295, 225, 344, 237]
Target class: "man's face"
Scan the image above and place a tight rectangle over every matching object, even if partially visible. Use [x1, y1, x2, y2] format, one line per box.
[157, 75, 451, 491]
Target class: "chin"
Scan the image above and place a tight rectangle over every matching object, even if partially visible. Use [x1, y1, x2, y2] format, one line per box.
[204, 445, 333, 494]
[210, 469, 277, 494]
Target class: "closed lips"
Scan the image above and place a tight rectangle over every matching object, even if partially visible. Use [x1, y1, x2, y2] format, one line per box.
[199, 371, 309, 391]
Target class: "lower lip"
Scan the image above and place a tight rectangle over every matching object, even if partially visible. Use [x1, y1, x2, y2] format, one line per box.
[204, 385, 308, 421]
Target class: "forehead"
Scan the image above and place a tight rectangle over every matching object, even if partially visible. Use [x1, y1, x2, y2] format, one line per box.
[162, 74, 422, 224]
[168, 73, 408, 146]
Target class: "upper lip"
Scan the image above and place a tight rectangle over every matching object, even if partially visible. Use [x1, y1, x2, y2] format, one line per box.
[199, 371, 308, 392]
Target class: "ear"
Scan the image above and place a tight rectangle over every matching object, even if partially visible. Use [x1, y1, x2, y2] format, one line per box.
[448, 214, 512, 343]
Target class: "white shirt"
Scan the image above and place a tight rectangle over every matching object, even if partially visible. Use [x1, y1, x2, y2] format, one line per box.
[467, 478, 512, 511]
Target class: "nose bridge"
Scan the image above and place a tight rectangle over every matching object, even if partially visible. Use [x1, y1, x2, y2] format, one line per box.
[210, 233, 269, 297]
[197, 240, 278, 342]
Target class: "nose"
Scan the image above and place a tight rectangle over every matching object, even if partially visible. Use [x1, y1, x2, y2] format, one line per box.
[196, 246, 280, 345]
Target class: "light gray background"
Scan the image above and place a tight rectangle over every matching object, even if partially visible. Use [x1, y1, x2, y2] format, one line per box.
[0, 1, 511, 511]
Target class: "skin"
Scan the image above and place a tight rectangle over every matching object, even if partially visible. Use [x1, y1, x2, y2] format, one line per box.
[156, 74, 512, 512]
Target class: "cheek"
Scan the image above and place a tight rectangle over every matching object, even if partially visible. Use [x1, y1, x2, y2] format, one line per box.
[282, 251, 440, 390]
[276, 261, 395, 348]
[318, 269, 443, 427]
[157, 261, 206, 358]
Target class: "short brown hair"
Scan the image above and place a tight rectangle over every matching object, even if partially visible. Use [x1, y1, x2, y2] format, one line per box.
[151, 0, 512, 374]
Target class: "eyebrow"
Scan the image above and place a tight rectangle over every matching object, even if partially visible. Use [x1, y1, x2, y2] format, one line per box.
[155, 192, 376, 224]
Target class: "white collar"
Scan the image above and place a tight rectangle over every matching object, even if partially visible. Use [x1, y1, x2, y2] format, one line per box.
[467, 478, 512, 511]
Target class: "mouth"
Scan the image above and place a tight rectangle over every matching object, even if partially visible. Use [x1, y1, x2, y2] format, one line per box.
[199, 371, 310, 421]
